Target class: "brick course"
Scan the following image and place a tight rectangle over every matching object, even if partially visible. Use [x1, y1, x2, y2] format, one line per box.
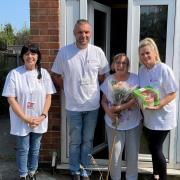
[30, 0, 61, 162]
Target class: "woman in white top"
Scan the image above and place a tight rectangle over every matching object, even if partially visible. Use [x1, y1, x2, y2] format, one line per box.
[2, 44, 56, 180]
[138, 38, 178, 180]
[101, 53, 142, 180]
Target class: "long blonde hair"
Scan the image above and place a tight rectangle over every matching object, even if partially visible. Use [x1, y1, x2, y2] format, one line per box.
[138, 37, 161, 62]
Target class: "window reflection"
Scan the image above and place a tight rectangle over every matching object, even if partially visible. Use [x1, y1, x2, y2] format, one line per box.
[139, 6, 169, 158]
[140, 5, 168, 62]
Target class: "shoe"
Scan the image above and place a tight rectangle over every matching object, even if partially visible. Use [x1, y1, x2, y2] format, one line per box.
[20, 176, 28, 180]
[28, 173, 36, 180]
[81, 177, 90, 180]
[71, 174, 80, 180]
[152, 174, 160, 180]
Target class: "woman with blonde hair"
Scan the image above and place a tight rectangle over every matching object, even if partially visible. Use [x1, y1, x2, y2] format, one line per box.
[138, 37, 178, 180]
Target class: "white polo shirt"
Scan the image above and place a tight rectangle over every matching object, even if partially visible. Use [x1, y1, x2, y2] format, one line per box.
[51, 43, 109, 111]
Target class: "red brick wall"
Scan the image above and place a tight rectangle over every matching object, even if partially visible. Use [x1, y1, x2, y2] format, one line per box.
[30, 0, 61, 162]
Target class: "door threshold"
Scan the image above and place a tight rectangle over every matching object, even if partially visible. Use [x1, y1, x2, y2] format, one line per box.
[56, 163, 180, 176]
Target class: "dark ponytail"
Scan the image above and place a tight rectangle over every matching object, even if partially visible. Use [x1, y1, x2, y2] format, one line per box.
[36, 59, 42, 79]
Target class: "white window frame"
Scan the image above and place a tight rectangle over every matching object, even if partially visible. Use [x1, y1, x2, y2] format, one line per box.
[59, 0, 88, 165]
[58, 0, 180, 172]
[127, 0, 175, 73]
[58, 0, 110, 169]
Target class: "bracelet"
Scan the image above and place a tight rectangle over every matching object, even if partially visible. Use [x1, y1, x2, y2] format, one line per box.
[41, 113, 47, 118]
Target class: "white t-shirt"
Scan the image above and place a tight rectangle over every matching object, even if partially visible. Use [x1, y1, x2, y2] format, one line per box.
[100, 73, 142, 130]
[139, 62, 178, 130]
[2, 66, 56, 136]
[51, 43, 109, 111]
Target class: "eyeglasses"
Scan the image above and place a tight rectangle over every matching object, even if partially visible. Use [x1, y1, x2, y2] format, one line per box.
[115, 61, 127, 65]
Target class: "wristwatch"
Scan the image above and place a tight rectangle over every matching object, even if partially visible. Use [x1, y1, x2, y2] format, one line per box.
[41, 113, 47, 118]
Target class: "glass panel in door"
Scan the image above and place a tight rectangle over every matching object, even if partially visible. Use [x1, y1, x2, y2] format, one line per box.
[139, 5, 169, 158]
[127, 0, 175, 162]
[88, 1, 111, 159]
[93, 9, 108, 158]
[94, 10, 107, 53]
[140, 5, 168, 63]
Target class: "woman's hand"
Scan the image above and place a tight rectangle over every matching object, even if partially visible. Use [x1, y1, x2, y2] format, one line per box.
[109, 105, 121, 113]
[29, 94, 51, 128]
[145, 92, 176, 110]
[106, 107, 119, 122]
[23, 116, 36, 128]
[29, 115, 45, 128]
[145, 105, 161, 110]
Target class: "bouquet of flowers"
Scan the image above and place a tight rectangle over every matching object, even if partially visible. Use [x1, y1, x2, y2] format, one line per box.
[109, 80, 136, 127]
[110, 80, 135, 105]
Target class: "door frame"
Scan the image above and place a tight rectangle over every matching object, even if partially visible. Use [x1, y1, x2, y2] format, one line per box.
[127, 0, 177, 168]
[58, 0, 180, 172]
[88, 1, 111, 61]
[59, 0, 111, 166]
[127, 0, 175, 73]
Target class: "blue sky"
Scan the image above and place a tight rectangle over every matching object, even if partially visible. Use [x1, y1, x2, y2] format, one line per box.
[0, 0, 30, 32]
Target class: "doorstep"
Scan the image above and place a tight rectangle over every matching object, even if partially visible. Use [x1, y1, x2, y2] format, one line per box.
[56, 163, 180, 177]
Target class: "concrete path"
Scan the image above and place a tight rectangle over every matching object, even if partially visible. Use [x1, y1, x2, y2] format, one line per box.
[0, 160, 71, 180]
[0, 160, 179, 180]
[0, 117, 179, 180]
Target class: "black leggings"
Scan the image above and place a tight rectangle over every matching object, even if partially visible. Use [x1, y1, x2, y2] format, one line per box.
[143, 127, 169, 180]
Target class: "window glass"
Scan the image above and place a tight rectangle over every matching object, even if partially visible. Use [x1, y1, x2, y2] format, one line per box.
[140, 5, 168, 62]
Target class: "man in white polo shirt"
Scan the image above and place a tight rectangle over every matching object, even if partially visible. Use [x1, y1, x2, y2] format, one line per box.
[51, 19, 109, 180]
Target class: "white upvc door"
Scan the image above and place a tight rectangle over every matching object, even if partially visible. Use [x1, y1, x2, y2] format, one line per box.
[127, 0, 175, 73]
[59, 0, 88, 165]
[59, 0, 110, 166]
[127, 0, 177, 169]
[88, 1, 111, 166]
[59, 0, 180, 171]
[175, 0, 180, 167]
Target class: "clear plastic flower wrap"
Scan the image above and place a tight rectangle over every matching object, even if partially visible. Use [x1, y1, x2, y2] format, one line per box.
[110, 80, 135, 105]
[109, 80, 136, 127]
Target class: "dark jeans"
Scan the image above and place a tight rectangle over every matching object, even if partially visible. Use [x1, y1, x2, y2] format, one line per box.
[143, 126, 169, 180]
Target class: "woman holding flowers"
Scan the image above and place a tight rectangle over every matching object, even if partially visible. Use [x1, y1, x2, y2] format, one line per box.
[101, 53, 142, 180]
[138, 38, 178, 180]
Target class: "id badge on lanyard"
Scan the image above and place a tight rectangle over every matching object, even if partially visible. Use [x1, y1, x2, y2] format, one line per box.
[27, 101, 36, 109]
[26, 73, 37, 112]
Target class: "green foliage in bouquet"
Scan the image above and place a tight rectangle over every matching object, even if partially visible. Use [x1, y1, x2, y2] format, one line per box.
[110, 80, 136, 105]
